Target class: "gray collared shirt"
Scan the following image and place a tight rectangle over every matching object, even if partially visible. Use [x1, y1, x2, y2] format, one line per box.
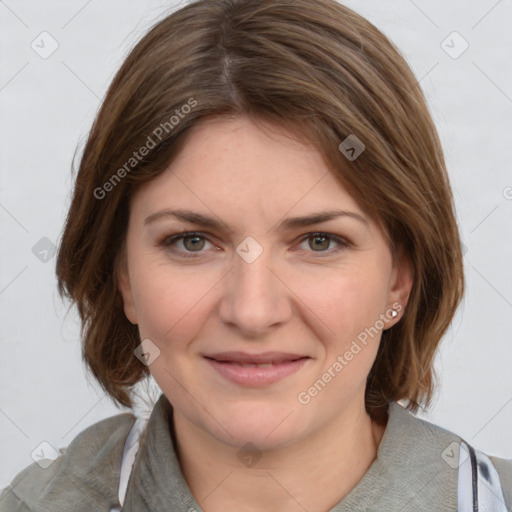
[1, 394, 511, 511]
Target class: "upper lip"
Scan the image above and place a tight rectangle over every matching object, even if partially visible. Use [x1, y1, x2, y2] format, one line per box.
[204, 351, 308, 364]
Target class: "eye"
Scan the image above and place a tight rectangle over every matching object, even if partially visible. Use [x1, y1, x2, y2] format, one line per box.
[297, 232, 350, 254]
[161, 232, 214, 257]
[161, 231, 350, 259]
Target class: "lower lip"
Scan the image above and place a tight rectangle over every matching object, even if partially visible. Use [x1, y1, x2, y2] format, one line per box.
[205, 357, 309, 387]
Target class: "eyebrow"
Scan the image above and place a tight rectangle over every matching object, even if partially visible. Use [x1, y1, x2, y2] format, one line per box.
[144, 208, 368, 231]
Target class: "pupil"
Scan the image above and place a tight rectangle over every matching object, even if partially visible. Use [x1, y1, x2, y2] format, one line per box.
[185, 236, 204, 251]
[312, 235, 329, 250]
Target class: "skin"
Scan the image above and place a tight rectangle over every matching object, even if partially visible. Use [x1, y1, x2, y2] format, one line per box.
[118, 114, 413, 512]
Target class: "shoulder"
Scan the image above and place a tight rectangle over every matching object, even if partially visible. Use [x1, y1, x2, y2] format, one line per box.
[388, 401, 510, 464]
[386, 402, 512, 510]
[0, 411, 136, 512]
[489, 454, 512, 509]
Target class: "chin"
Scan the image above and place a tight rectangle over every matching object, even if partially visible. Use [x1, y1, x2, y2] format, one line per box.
[217, 424, 296, 452]
[205, 402, 305, 450]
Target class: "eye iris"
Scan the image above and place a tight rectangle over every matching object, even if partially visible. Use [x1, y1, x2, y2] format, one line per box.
[184, 235, 204, 251]
[310, 235, 330, 251]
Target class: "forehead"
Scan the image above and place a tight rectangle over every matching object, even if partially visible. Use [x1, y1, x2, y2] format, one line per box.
[133, 115, 365, 224]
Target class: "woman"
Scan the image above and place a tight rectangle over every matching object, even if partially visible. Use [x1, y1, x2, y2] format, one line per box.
[1, 0, 510, 510]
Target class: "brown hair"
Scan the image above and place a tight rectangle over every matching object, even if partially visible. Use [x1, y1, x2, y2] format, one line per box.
[56, 0, 464, 423]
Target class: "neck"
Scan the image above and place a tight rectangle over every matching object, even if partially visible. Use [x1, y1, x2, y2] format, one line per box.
[171, 402, 388, 512]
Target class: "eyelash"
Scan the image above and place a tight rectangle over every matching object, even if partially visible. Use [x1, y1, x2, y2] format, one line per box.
[160, 231, 350, 259]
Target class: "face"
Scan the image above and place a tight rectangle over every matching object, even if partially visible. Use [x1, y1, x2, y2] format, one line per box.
[118, 115, 413, 451]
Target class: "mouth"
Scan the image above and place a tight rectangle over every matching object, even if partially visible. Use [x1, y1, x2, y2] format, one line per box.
[203, 352, 310, 387]
[210, 361, 292, 368]
[204, 351, 308, 364]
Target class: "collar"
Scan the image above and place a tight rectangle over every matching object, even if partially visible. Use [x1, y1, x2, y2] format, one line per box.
[123, 394, 202, 511]
[123, 395, 459, 511]
[329, 401, 459, 510]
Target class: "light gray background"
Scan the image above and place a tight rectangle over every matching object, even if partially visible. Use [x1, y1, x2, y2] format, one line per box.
[1, 0, 511, 487]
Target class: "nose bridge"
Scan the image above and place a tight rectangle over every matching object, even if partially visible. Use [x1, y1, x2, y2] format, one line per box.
[219, 237, 290, 334]
[235, 245, 274, 294]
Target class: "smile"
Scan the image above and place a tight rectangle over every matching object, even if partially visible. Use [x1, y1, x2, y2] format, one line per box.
[204, 354, 310, 387]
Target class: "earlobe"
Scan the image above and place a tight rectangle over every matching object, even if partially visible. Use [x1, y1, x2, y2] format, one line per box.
[116, 252, 138, 325]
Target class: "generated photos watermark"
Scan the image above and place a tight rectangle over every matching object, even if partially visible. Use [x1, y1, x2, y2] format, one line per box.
[94, 97, 198, 200]
[297, 302, 402, 405]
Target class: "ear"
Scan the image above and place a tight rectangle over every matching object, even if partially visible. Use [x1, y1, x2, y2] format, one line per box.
[385, 244, 414, 326]
[116, 246, 138, 325]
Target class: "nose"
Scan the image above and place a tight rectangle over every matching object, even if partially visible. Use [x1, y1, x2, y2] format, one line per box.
[218, 243, 293, 338]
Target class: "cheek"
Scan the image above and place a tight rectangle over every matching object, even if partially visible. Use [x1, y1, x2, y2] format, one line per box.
[304, 266, 389, 332]
[302, 266, 390, 387]
[308, 272, 387, 396]
[129, 261, 219, 343]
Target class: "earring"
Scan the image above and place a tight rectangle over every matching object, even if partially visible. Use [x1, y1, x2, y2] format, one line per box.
[391, 309, 398, 318]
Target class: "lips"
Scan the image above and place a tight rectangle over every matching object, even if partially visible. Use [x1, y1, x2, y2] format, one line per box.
[203, 351, 310, 387]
